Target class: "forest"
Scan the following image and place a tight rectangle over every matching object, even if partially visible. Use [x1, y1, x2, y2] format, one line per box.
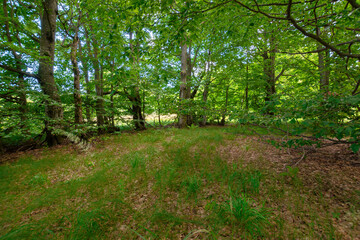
[0, 0, 359, 239]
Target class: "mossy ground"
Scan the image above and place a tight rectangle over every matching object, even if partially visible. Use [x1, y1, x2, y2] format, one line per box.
[1, 126, 359, 239]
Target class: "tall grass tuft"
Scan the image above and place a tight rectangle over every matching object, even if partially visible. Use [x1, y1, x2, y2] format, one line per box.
[223, 194, 269, 238]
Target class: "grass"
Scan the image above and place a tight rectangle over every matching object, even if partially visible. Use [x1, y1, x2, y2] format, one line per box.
[0, 126, 359, 239]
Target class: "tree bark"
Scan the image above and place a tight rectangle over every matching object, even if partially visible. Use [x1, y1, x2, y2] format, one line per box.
[131, 89, 145, 130]
[38, 0, 63, 146]
[317, 28, 330, 92]
[262, 33, 276, 115]
[78, 40, 92, 122]
[318, 47, 330, 92]
[157, 98, 162, 126]
[85, 26, 105, 130]
[220, 85, 229, 126]
[110, 84, 115, 127]
[245, 63, 249, 110]
[200, 82, 210, 127]
[200, 50, 212, 127]
[179, 42, 190, 128]
[70, 35, 83, 124]
[128, 31, 146, 130]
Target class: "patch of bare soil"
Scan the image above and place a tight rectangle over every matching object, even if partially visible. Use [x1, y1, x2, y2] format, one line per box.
[217, 135, 289, 169]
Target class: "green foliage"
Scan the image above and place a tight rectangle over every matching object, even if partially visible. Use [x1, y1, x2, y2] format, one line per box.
[182, 176, 201, 198]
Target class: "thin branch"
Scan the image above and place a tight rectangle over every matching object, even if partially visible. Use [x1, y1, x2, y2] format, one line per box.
[232, 0, 287, 20]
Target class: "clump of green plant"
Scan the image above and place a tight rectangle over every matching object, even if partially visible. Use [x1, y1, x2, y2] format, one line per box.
[129, 153, 145, 170]
[188, 124, 199, 130]
[223, 194, 270, 237]
[182, 176, 201, 198]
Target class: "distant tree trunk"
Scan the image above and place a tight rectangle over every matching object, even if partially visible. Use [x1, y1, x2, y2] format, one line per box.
[38, 0, 63, 146]
[318, 48, 330, 92]
[98, 65, 106, 126]
[142, 90, 146, 121]
[200, 49, 212, 127]
[179, 42, 190, 128]
[85, 26, 105, 130]
[186, 46, 194, 126]
[94, 64, 104, 128]
[317, 28, 330, 92]
[157, 98, 162, 126]
[128, 31, 145, 130]
[200, 82, 210, 126]
[78, 40, 92, 123]
[245, 63, 249, 110]
[70, 35, 83, 124]
[262, 34, 276, 115]
[110, 84, 115, 127]
[131, 89, 145, 130]
[220, 85, 229, 126]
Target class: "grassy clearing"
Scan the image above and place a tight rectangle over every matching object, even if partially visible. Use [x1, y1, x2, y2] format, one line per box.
[0, 126, 359, 239]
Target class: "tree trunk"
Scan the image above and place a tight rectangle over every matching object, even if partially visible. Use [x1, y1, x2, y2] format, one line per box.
[220, 85, 229, 126]
[262, 34, 276, 115]
[199, 49, 213, 127]
[78, 39, 92, 123]
[110, 84, 115, 127]
[95, 64, 105, 128]
[318, 48, 330, 92]
[179, 42, 190, 128]
[157, 99, 162, 126]
[200, 81, 210, 127]
[131, 89, 146, 130]
[245, 63, 249, 110]
[38, 0, 63, 146]
[142, 89, 145, 121]
[128, 31, 146, 130]
[71, 36, 83, 124]
[186, 47, 193, 126]
[86, 26, 105, 130]
[316, 27, 330, 93]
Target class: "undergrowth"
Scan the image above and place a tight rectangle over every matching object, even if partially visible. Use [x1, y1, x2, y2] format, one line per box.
[0, 126, 358, 239]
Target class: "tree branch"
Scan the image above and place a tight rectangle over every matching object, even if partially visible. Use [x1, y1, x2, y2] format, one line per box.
[0, 64, 39, 79]
[286, 0, 360, 59]
[275, 68, 285, 81]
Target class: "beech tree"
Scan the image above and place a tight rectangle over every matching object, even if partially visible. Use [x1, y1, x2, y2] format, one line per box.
[1, 0, 359, 152]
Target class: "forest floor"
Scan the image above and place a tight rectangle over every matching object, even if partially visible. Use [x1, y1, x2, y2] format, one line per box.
[0, 126, 359, 239]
